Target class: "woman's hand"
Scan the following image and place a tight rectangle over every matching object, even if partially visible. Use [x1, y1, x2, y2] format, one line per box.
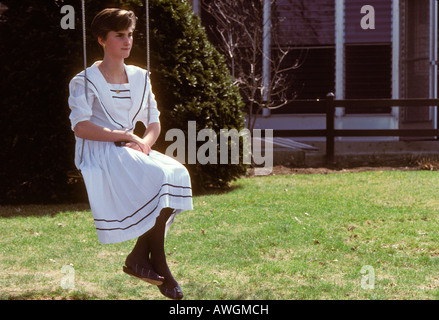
[127, 134, 151, 155]
[123, 141, 141, 152]
[125, 123, 160, 156]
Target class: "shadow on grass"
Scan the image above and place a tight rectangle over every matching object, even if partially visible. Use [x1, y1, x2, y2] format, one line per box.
[3, 289, 97, 300]
[193, 183, 243, 197]
[0, 203, 91, 218]
[1, 178, 245, 219]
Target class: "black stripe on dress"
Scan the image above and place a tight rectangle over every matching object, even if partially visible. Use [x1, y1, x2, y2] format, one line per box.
[95, 193, 192, 231]
[94, 183, 191, 231]
[110, 89, 130, 93]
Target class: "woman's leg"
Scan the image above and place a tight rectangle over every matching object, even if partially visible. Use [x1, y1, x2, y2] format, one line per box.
[148, 207, 183, 299]
[124, 223, 164, 284]
[125, 232, 151, 266]
[149, 208, 179, 287]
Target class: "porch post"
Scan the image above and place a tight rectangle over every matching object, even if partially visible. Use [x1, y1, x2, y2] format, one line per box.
[430, 0, 438, 131]
[262, 0, 272, 105]
[191, 0, 200, 16]
[335, 0, 345, 101]
[335, 0, 345, 137]
[392, 0, 400, 101]
[392, 0, 400, 139]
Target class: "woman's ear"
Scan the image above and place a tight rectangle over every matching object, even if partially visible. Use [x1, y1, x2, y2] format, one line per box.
[98, 36, 106, 49]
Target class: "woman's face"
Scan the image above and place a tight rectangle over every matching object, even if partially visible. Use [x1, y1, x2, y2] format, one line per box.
[99, 26, 134, 60]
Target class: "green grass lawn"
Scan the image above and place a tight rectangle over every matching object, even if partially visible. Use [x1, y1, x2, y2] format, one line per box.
[1, 170, 439, 300]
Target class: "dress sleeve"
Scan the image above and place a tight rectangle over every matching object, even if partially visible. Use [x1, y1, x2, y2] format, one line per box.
[68, 76, 93, 131]
[141, 77, 160, 126]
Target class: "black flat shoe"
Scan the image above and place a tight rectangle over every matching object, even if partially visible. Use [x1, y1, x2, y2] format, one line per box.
[123, 264, 165, 285]
[158, 284, 183, 300]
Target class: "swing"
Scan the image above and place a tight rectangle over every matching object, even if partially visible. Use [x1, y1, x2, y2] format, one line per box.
[68, 0, 151, 181]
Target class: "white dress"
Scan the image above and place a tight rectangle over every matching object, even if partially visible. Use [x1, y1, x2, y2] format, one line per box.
[68, 62, 193, 244]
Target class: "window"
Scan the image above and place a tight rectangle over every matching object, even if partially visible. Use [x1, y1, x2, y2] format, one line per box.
[344, 44, 392, 113]
[344, 0, 392, 114]
[272, 0, 335, 114]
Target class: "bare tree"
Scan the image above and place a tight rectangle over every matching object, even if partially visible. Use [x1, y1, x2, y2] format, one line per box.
[202, 0, 306, 131]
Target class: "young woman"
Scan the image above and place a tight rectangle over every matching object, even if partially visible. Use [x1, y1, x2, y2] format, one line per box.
[68, 8, 192, 300]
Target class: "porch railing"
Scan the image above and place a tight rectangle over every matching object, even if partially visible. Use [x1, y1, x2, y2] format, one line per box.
[271, 93, 439, 163]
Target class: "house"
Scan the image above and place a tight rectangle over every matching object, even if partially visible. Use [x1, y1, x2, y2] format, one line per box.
[190, 0, 438, 145]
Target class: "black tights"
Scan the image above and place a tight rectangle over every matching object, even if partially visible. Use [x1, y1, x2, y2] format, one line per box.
[127, 208, 177, 287]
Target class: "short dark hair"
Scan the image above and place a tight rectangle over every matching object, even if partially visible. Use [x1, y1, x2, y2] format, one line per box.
[91, 8, 137, 40]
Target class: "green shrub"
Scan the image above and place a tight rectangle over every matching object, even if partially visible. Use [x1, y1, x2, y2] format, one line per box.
[146, 0, 247, 192]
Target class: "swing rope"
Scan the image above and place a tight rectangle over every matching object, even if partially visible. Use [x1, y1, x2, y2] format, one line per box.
[81, 0, 88, 103]
[78, 0, 87, 173]
[145, 0, 151, 125]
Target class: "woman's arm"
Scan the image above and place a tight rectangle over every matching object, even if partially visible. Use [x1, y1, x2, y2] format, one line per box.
[74, 120, 150, 154]
[142, 122, 161, 148]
